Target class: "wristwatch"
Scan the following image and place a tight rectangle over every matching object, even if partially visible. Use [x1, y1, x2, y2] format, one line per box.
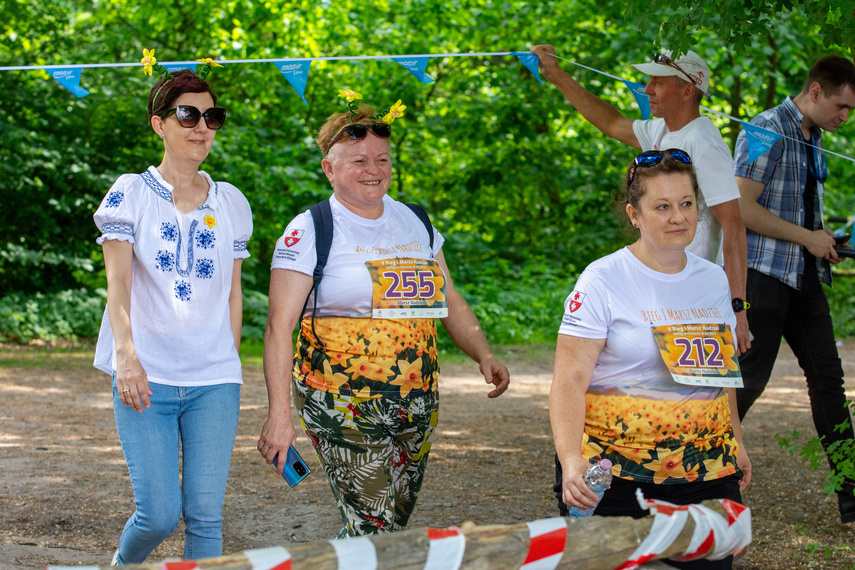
[731, 298, 750, 313]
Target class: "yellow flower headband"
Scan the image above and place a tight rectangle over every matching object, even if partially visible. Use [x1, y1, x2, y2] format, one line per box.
[142, 49, 223, 106]
[337, 88, 406, 124]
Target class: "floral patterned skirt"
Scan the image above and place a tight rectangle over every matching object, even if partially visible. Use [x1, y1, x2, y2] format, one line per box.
[293, 316, 439, 399]
[582, 392, 739, 485]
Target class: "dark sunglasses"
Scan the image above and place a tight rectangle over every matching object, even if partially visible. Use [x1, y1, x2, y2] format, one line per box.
[627, 149, 692, 186]
[652, 53, 702, 87]
[327, 123, 392, 154]
[162, 105, 227, 130]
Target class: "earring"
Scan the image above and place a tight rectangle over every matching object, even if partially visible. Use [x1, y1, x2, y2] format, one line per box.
[159, 133, 164, 139]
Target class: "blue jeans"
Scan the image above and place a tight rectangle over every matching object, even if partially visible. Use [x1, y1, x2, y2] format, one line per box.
[112, 377, 240, 564]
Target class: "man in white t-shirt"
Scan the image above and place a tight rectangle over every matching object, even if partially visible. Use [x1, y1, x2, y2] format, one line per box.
[530, 45, 751, 354]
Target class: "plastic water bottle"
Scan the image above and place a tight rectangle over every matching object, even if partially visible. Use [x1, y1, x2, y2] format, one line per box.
[568, 459, 613, 517]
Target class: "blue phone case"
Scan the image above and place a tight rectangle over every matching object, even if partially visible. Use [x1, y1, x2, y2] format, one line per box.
[274, 445, 311, 487]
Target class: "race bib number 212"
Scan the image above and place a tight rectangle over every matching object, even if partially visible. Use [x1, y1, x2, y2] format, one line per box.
[651, 323, 743, 388]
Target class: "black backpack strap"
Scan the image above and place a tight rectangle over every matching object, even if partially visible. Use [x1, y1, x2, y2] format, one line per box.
[303, 199, 334, 349]
[403, 202, 434, 253]
[303, 200, 432, 349]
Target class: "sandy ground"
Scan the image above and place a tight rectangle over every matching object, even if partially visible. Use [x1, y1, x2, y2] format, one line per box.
[1, 343, 854, 569]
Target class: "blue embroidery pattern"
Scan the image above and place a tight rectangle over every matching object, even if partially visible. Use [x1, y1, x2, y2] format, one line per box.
[101, 223, 134, 238]
[105, 191, 124, 208]
[174, 280, 192, 301]
[175, 220, 199, 278]
[195, 228, 216, 249]
[140, 170, 172, 202]
[234, 240, 248, 252]
[160, 222, 178, 242]
[195, 258, 215, 279]
[155, 250, 175, 272]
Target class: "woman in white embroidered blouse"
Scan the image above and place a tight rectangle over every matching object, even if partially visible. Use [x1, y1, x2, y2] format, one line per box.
[92, 69, 251, 564]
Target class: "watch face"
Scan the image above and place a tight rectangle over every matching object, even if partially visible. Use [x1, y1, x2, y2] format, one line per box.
[732, 298, 745, 312]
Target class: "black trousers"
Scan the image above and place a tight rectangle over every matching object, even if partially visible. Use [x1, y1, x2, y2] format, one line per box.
[736, 269, 854, 468]
[554, 456, 742, 569]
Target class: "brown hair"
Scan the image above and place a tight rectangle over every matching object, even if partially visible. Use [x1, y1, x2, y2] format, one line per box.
[147, 69, 217, 119]
[802, 55, 855, 96]
[617, 150, 701, 230]
[316, 104, 384, 157]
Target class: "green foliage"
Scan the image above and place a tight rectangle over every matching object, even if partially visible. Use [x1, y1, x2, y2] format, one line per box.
[628, 1, 854, 56]
[0, 288, 106, 343]
[1, 0, 854, 345]
[776, 418, 855, 497]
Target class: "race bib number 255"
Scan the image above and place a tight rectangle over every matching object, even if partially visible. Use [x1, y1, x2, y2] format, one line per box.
[365, 258, 448, 319]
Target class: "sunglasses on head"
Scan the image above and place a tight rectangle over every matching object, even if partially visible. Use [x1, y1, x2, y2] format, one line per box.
[627, 149, 692, 186]
[327, 123, 392, 154]
[162, 105, 226, 130]
[652, 53, 702, 87]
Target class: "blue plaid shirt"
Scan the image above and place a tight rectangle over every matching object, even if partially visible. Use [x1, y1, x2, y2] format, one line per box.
[733, 96, 829, 289]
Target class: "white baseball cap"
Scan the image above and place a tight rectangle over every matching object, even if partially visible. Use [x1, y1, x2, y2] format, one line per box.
[632, 50, 710, 96]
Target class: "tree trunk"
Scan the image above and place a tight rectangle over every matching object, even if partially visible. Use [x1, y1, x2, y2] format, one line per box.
[60, 501, 743, 570]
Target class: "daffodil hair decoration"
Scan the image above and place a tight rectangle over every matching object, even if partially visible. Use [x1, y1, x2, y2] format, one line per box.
[196, 57, 223, 81]
[338, 89, 364, 122]
[379, 100, 406, 124]
[337, 89, 406, 124]
[142, 48, 174, 106]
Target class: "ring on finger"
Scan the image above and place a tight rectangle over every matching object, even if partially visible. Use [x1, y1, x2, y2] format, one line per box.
[122, 389, 130, 394]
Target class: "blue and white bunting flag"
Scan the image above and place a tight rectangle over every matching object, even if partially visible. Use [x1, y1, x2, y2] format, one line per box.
[741, 121, 783, 164]
[511, 52, 543, 86]
[49, 67, 89, 98]
[274, 60, 312, 106]
[392, 56, 434, 83]
[165, 64, 197, 73]
[623, 80, 651, 120]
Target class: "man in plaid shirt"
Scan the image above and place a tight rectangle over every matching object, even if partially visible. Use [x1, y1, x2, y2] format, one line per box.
[733, 55, 855, 523]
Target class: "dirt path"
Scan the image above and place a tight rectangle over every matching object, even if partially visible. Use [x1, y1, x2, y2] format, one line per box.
[1, 344, 853, 569]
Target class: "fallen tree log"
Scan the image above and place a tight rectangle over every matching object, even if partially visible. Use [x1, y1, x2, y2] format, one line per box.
[49, 499, 749, 570]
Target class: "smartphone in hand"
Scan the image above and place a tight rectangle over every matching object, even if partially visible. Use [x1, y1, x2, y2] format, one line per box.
[273, 445, 311, 488]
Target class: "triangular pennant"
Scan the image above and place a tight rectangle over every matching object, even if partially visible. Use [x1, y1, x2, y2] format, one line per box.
[49, 67, 89, 98]
[391, 56, 434, 83]
[273, 60, 312, 106]
[165, 64, 197, 73]
[622, 80, 651, 120]
[741, 121, 783, 164]
[511, 52, 543, 86]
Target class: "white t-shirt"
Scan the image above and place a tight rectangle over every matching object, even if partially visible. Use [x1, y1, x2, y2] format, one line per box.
[271, 194, 444, 318]
[93, 166, 252, 386]
[559, 247, 736, 395]
[557, 247, 740, 483]
[633, 116, 741, 263]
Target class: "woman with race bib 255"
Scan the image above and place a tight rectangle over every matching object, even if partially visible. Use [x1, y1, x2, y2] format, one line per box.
[257, 93, 510, 537]
[551, 149, 752, 570]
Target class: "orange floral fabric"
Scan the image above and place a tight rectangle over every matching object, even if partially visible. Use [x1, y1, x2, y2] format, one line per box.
[582, 392, 738, 484]
[293, 316, 439, 399]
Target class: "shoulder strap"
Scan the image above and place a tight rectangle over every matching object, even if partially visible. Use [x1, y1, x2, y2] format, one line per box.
[303, 199, 333, 348]
[403, 202, 434, 252]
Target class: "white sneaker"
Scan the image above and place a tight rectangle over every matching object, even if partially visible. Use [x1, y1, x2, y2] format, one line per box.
[111, 549, 119, 566]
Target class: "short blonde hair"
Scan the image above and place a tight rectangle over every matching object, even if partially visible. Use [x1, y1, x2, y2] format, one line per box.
[316, 104, 381, 157]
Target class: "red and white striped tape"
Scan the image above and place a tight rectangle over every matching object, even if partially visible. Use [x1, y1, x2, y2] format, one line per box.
[329, 535, 378, 569]
[615, 490, 751, 570]
[521, 517, 568, 570]
[673, 498, 752, 562]
[244, 546, 293, 570]
[424, 526, 466, 570]
[161, 561, 200, 570]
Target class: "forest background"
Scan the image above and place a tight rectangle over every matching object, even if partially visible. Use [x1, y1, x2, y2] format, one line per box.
[1, 0, 855, 352]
